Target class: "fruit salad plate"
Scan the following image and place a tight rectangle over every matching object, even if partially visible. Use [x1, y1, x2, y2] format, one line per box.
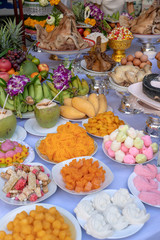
[0, 140, 35, 168]
[128, 169, 160, 208]
[24, 118, 68, 137]
[10, 126, 27, 141]
[0, 203, 82, 240]
[35, 138, 98, 165]
[52, 156, 114, 195]
[75, 189, 149, 239]
[102, 141, 156, 166]
[0, 162, 57, 205]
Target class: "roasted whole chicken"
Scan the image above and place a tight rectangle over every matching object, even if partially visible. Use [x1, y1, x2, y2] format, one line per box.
[84, 36, 116, 72]
[119, 5, 160, 35]
[35, 2, 88, 51]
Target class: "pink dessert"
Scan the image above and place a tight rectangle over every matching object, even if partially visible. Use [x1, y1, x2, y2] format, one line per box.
[104, 141, 112, 150]
[28, 193, 38, 202]
[14, 177, 27, 190]
[107, 147, 115, 158]
[14, 146, 23, 153]
[123, 154, 136, 164]
[120, 143, 129, 154]
[139, 191, 160, 205]
[133, 175, 158, 191]
[0, 151, 5, 158]
[141, 135, 152, 147]
[134, 164, 157, 179]
[129, 147, 139, 157]
[142, 146, 153, 160]
[1, 140, 14, 152]
[5, 150, 16, 158]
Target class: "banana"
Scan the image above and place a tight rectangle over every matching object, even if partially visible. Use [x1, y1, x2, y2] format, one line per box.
[14, 95, 22, 118]
[76, 76, 82, 90]
[50, 90, 59, 101]
[46, 81, 58, 94]
[68, 82, 72, 89]
[78, 88, 89, 96]
[23, 86, 29, 100]
[34, 83, 43, 103]
[28, 84, 35, 99]
[43, 83, 52, 100]
[72, 78, 79, 89]
[81, 79, 89, 93]
[7, 96, 14, 105]
[27, 105, 33, 112]
[0, 86, 14, 110]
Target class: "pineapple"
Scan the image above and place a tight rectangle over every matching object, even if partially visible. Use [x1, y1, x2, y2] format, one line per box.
[0, 18, 23, 52]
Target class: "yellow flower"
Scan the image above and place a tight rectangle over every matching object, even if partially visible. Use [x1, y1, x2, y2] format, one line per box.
[84, 18, 90, 24]
[45, 24, 55, 32]
[90, 19, 96, 26]
[49, 0, 60, 6]
[0, 158, 5, 164]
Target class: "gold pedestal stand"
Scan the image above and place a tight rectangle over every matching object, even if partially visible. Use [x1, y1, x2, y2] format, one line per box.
[108, 39, 133, 62]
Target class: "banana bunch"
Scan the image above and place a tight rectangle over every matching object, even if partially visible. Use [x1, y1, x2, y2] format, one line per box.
[0, 78, 52, 118]
[47, 75, 90, 104]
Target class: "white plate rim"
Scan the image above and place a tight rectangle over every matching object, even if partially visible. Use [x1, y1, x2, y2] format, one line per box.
[81, 59, 111, 74]
[24, 118, 68, 137]
[128, 82, 160, 111]
[0, 162, 57, 205]
[0, 140, 35, 168]
[51, 156, 114, 195]
[128, 171, 160, 208]
[35, 137, 98, 165]
[60, 116, 89, 122]
[75, 189, 146, 239]
[0, 203, 82, 240]
[102, 141, 157, 166]
[10, 126, 27, 141]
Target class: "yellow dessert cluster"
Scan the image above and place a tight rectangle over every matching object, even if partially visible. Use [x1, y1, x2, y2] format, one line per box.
[0, 206, 72, 240]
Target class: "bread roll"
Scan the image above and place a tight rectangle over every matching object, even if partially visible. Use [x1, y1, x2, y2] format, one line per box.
[72, 97, 96, 118]
[60, 106, 85, 119]
[97, 94, 107, 114]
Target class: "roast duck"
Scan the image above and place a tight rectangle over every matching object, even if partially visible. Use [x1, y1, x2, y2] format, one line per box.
[35, 2, 88, 51]
[84, 36, 116, 72]
[119, 4, 160, 35]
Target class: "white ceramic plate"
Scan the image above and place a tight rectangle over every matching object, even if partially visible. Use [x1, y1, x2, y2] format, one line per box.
[60, 116, 88, 122]
[128, 82, 160, 111]
[24, 118, 68, 137]
[102, 141, 156, 166]
[21, 111, 35, 119]
[52, 156, 114, 195]
[0, 162, 57, 205]
[35, 137, 98, 165]
[10, 126, 27, 141]
[128, 170, 160, 208]
[39, 38, 95, 55]
[76, 189, 147, 239]
[0, 140, 35, 168]
[81, 59, 111, 74]
[0, 203, 82, 240]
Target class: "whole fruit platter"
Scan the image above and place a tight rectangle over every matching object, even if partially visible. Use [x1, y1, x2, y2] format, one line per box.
[103, 125, 158, 165]
[0, 61, 89, 117]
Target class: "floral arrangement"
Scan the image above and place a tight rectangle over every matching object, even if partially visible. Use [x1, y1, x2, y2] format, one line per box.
[6, 75, 30, 97]
[24, 17, 46, 29]
[85, 3, 104, 21]
[45, 5, 63, 32]
[84, 18, 96, 27]
[52, 64, 72, 90]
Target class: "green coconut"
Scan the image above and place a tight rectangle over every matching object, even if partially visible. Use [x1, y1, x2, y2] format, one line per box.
[0, 109, 17, 140]
[34, 99, 60, 128]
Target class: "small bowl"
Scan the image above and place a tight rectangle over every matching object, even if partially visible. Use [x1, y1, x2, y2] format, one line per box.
[144, 116, 160, 138]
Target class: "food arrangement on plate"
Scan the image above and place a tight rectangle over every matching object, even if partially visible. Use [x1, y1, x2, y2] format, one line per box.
[0, 204, 81, 240]
[60, 93, 107, 120]
[74, 188, 150, 239]
[0, 139, 34, 168]
[36, 122, 97, 164]
[0, 163, 57, 204]
[103, 125, 158, 165]
[121, 51, 152, 68]
[52, 157, 113, 194]
[128, 164, 160, 207]
[82, 111, 124, 138]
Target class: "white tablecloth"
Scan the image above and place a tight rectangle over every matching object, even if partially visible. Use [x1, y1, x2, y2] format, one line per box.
[0, 39, 160, 240]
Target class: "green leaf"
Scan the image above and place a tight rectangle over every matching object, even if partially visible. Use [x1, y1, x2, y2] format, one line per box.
[0, 78, 7, 87]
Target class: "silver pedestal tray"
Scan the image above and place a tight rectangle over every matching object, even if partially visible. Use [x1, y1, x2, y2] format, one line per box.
[23, 1, 52, 16]
[133, 34, 160, 52]
[109, 77, 140, 114]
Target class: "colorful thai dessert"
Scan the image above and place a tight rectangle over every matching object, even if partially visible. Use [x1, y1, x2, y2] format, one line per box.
[133, 164, 160, 205]
[0, 139, 29, 168]
[1, 163, 51, 202]
[103, 125, 158, 164]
